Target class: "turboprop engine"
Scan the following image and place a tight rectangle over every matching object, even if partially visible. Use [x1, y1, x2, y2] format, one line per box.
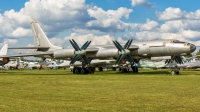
[96, 49, 118, 58]
[53, 49, 75, 59]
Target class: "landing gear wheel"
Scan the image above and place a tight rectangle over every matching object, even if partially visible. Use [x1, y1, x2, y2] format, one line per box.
[132, 66, 138, 73]
[118, 67, 124, 73]
[80, 68, 86, 74]
[73, 67, 80, 74]
[171, 70, 179, 75]
[87, 67, 95, 74]
[98, 67, 103, 71]
[112, 67, 116, 71]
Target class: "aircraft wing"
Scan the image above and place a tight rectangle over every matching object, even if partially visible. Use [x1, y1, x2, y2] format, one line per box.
[85, 48, 99, 53]
[8, 46, 50, 49]
[0, 51, 53, 58]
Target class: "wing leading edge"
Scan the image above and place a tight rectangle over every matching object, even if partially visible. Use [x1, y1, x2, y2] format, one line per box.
[0, 51, 53, 58]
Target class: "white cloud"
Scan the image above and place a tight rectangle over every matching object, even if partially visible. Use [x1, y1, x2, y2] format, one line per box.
[49, 37, 65, 47]
[11, 27, 31, 37]
[65, 33, 114, 46]
[86, 6, 133, 32]
[182, 30, 200, 40]
[160, 20, 200, 33]
[156, 7, 200, 21]
[138, 19, 159, 31]
[3, 39, 18, 44]
[131, 0, 153, 8]
[0, 39, 18, 48]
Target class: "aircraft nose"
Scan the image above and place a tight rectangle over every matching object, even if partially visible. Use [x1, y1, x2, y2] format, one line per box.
[190, 44, 196, 52]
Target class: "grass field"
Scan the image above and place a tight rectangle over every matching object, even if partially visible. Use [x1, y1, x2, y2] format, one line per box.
[0, 69, 200, 112]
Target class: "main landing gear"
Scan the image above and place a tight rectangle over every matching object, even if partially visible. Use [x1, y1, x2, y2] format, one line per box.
[72, 67, 95, 74]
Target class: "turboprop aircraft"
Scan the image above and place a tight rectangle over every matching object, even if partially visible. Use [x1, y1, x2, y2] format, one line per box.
[0, 20, 196, 74]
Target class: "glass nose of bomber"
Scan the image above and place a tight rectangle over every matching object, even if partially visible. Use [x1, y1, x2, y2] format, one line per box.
[190, 44, 196, 52]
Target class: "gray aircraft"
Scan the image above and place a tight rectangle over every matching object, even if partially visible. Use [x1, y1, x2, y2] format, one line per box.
[0, 20, 196, 74]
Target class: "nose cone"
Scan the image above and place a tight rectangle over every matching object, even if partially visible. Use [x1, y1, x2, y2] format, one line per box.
[190, 44, 196, 52]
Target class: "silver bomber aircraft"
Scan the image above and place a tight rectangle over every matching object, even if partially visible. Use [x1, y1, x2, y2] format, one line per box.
[0, 20, 196, 74]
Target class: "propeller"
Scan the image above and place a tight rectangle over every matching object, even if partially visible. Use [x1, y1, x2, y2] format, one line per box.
[69, 39, 91, 65]
[165, 56, 184, 64]
[112, 39, 134, 64]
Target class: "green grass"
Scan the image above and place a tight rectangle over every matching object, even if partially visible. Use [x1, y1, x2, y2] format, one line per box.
[0, 69, 200, 112]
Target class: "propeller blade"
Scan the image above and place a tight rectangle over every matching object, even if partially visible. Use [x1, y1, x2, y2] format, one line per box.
[116, 54, 125, 64]
[80, 41, 89, 50]
[127, 39, 133, 49]
[113, 41, 122, 51]
[70, 54, 81, 64]
[69, 40, 79, 51]
[115, 41, 125, 52]
[125, 55, 134, 63]
[72, 39, 81, 50]
[124, 40, 130, 49]
[165, 59, 168, 64]
[83, 41, 91, 50]
[174, 57, 179, 64]
[177, 56, 183, 64]
[81, 55, 90, 64]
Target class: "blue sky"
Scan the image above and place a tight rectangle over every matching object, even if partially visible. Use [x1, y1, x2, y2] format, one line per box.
[0, 0, 200, 53]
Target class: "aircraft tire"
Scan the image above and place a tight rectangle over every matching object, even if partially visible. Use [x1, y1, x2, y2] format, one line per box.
[87, 67, 95, 74]
[112, 67, 116, 71]
[175, 70, 179, 75]
[135, 67, 138, 73]
[132, 66, 138, 73]
[73, 67, 80, 74]
[98, 67, 103, 71]
[80, 68, 86, 74]
[118, 67, 124, 73]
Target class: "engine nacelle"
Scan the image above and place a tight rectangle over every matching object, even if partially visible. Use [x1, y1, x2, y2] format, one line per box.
[0, 57, 10, 64]
[96, 49, 118, 58]
[53, 49, 75, 59]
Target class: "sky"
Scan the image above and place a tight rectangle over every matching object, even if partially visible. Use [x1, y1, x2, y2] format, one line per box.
[0, 0, 200, 54]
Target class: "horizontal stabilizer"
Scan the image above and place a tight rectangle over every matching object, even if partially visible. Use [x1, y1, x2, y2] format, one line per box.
[8, 46, 50, 49]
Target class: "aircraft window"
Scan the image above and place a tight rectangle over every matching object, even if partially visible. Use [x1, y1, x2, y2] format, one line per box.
[171, 40, 185, 43]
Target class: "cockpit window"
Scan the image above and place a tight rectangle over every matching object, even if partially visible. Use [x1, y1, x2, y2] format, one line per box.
[170, 40, 185, 43]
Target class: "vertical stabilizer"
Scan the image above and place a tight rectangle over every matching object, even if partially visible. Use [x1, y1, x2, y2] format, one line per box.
[0, 44, 8, 55]
[30, 20, 62, 51]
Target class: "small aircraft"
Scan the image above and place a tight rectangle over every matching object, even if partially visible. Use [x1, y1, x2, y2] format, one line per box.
[136, 59, 167, 69]
[1, 20, 196, 74]
[169, 58, 200, 69]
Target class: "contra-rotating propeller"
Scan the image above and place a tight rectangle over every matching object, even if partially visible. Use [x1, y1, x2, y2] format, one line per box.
[69, 39, 91, 65]
[165, 56, 184, 64]
[113, 39, 134, 64]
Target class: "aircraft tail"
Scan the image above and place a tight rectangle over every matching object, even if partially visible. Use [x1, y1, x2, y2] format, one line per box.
[0, 44, 8, 55]
[30, 20, 62, 51]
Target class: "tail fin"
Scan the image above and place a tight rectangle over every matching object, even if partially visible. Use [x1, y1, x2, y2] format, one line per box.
[30, 20, 62, 51]
[0, 44, 8, 55]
